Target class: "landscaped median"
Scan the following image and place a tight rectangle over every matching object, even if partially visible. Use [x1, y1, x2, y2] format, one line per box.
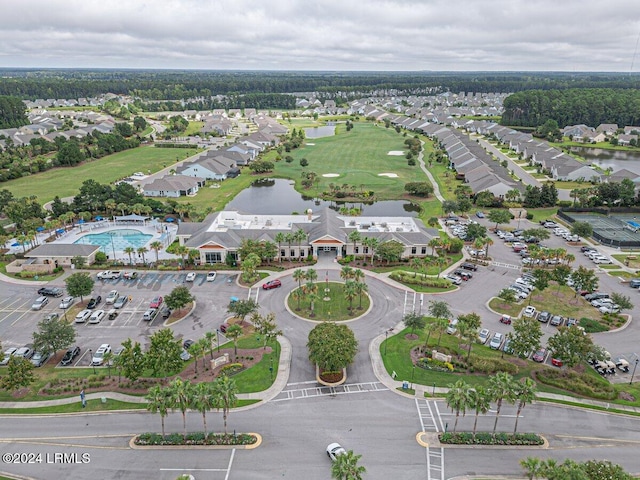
[131, 432, 261, 449]
[439, 432, 544, 446]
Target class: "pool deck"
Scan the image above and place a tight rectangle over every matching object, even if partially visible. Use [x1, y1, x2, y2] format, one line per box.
[4, 221, 180, 262]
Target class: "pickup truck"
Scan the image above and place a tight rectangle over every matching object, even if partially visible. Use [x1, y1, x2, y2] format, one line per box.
[97, 270, 122, 280]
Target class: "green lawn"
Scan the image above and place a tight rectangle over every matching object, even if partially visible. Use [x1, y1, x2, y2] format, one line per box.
[272, 122, 425, 200]
[527, 207, 559, 223]
[287, 281, 371, 321]
[0, 146, 200, 203]
[233, 336, 282, 394]
[174, 173, 261, 211]
[0, 399, 147, 414]
[185, 121, 205, 135]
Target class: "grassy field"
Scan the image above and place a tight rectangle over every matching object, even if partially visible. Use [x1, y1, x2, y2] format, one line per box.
[234, 335, 282, 394]
[272, 122, 424, 200]
[0, 146, 200, 203]
[287, 281, 371, 321]
[174, 172, 260, 211]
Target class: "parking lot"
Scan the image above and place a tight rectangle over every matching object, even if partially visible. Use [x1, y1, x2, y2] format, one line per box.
[0, 271, 247, 369]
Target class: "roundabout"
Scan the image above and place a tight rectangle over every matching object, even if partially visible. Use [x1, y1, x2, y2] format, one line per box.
[286, 281, 372, 322]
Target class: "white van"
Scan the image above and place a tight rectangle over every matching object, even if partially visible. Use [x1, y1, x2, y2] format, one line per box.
[446, 318, 458, 335]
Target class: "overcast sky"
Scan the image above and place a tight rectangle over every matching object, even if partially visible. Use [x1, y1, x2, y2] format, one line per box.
[2, 0, 640, 71]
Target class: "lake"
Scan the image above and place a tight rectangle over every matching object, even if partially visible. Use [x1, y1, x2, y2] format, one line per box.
[304, 125, 336, 138]
[570, 147, 640, 175]
[226, 179, 420, 216]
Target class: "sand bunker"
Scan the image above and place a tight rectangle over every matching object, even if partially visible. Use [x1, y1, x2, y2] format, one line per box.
[322, 173, 340, 177]
[378, 173, 399, 178]
[387, 151, 404, 156]
[306, 143, 316, 145]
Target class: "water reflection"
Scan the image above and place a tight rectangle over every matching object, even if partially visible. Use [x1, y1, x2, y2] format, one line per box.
[226, 178, 419, 217]
[570, 147, 640, 175]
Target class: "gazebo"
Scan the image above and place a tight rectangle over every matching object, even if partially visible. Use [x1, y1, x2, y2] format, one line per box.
[114, 214, 149, 226]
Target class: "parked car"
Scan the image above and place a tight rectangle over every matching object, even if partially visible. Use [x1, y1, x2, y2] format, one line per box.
[263, 279, 282, 290]
[14, 346, 34, 359]
[61, 346, 81, 366]
[453, 269, 472, 280]
[160, 306, 172, 318]
[30, 351, 51, 367]
[599, 304, 620, 314]
[31, 296, 49, 310]
[489, 332, 504, 350]
[183, 339, 195, 350]
[185, 272, 196, 282]
[566, 317, 578, 328]
[630, 279, 640, 288]
[499, 314, 512, 325]
[550, 315, 564, 327]
[206, 271, 217, 282]
[38, 287, 63, 297]
[105, 290, 119, 305]
[87, 296, 102, 309]
[113, 295, 128, 309]
[150, 296, 163, 309]
[445, 274, 462, 285]
[75, 309, 92, 323]
[91, 344, 111, 366]
[89, 309, 105, 324]
[522, 306, 537, 318]
[326, 443, 347, 462]
[445, 318, 458, 335]
[475, 211, 485, 218]
[219, 323, 230, 334]
[616, 358, 630, 372]
[532, 349, 547, 363]
[585, 292, 609, 301]
[538, 311, 551, 323]
[0, 347, 18, 366]
[551, 356, 564, 367]
[44, 312, 59, 322]
[180, 349, 191, 361]
[460, 262, 478, 271]
[143, 309, 158, 321]
[478, 328, 491, 344]
[59, 296, 75, 309]
[123, 271, 138, 280]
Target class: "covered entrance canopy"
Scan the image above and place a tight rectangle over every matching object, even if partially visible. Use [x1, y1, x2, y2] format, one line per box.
[114, 214, 149, 225]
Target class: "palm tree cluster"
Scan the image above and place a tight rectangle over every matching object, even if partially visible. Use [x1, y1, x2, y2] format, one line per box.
[145, 375, 238, 439]
[339, 266, 368, 311]
[444, 372, 537, 436]
[520, 457, 634, 480]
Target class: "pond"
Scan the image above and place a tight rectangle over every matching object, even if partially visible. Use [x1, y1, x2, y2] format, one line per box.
[226, 179, 420, 216]
[570, 147, 640, 175]
[304, 124, 336, 138]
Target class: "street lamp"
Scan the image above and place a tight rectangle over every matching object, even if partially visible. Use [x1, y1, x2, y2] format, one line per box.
[384, 329, 389, 356]
[630, 358, 639, 385]
[89, 349, 96, 374]
[110, 231, 116, 262]
[410, 365, 416, 390]
[216, 329, 220, 353]
[269, 356, 274, 381]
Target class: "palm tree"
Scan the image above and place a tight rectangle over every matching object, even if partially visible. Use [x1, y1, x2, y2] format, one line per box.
[307, 290, 320, 316]
[284, 232, 295, 261]
[355, 281, 368, 309]
[428, 237, 441, 257]
[196, 338, 209, 371]
[513, 378, 537, 434]
[445, 379, 472, 433]
[331, 450, 367, 480]
[204, 331, 217, 360]
[343, 280, 357, 311]
[225, 324, 243, 358]
[145, 385, 172, 438]
[435, 256, 447, 278]
[292, 288, 304, 311]
[363, 236, 378, 265]
[104, 199, 116, 217]
[340, 265, 354, 281]
[295, 228, 307, 259]
[469, 386, 491, 439]
[124, 246, 135, 265]
[274, 232, 286, 262]
[149, 240, 163, 263]
[192, 382, 215, 438]
[117, 203, 128, 216]
[188, 341, 204, 375]
[520, 457, 545, 480]
[169, 378, 194, 439]
[423, 322, 438, 349]
[305, 268, 318, 284]
[410, 257, 422, 277]
[348, 230, 361, 259]
[137, 246, 148, 265]
[293, 268, 305, 291]
[212, 375, 238, 434]
[487, 372, 516, 434]
[174, 244, 189, 267]
[483, 237, 494, 258]
[352, 268, 364, 284]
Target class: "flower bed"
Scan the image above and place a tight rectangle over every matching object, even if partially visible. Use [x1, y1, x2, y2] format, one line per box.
[135, 432, 257, 446]
[439, 432, 543, 446]
[534, 368, 616, 400]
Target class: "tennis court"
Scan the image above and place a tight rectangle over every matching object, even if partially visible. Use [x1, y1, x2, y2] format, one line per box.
[563, 212, 640, 245]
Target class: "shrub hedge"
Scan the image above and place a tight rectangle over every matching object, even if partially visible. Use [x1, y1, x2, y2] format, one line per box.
[389, 271, 452, 288]
[135, 432, 257, 446]
[535, 369, 616, 400]
[439, 432, 543, 445]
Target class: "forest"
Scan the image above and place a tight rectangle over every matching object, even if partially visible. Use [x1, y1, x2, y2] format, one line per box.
[501, 88, 640, 128]
[1, 69, 640, 101]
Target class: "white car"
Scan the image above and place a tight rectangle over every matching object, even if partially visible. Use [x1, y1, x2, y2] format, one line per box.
[59, 296, 75, 309]
[91, 344, 111, 365]
[523, 306, 537, 318]
[326, 443, 347, 461]
[185, 272, 196, 282]
[206, 271, 217, 282]
[105, 290, 119, 305]
[75, 309, 92, 323]
[599, 304, 620, 314]
[31, 296, 49, 310]
[445, 274, 462, 285]
[593, 256, 613, 265]
[89, 309, 105, 324]
[478, 328, 491, 344]
[0, 347, 18, 366]
[489, 332, 504, 350]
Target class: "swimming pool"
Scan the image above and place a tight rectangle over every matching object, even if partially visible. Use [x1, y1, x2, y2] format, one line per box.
[74, 229, 153, 253]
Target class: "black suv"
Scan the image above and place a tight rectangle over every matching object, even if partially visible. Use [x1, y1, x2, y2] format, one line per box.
[460, 262, 478, 271]
[87, 296, 102, 309]
[37, 287, 63, 297]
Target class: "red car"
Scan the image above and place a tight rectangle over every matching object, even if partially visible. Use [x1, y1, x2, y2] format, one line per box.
[262, 279, 282, 290]
[551, 357, 563, 367]
[150, 296, 163, 308]
[532, 349, 547, 363]
[219, 323, 229, 333]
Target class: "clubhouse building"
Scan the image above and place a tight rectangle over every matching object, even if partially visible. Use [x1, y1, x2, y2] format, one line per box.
[177, 208, 437, 264]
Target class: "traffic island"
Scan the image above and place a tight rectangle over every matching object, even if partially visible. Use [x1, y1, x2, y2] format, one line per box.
[438, 432, 545, 446]
[131, 432, 261, 449]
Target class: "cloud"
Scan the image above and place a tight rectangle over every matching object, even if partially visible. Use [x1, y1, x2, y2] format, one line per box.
[0, 0, 639, 71]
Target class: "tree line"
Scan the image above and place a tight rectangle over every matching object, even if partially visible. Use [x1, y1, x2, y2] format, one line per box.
[501, 88, 640, 128]
[0, 95, 28, 128]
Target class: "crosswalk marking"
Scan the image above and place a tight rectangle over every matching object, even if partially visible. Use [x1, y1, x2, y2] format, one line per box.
[415, 398, 445, 480]
[271, 381, 385, 402]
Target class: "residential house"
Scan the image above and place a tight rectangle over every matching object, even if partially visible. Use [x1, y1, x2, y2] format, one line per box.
[143, 175, 205, 198]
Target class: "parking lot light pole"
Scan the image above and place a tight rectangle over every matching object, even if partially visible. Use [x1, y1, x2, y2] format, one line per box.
[216, 329, 220, 353]
[631, 358, 639, 385]
[410, 365, 416, 390]
[384, 330, 388, 356]
[89, 349, 96, 374]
